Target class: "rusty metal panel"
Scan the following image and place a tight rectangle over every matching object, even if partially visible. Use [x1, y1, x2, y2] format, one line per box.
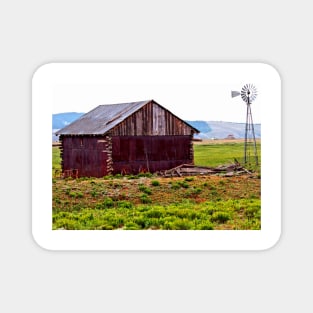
[60, 134, 194, 177]
[111, 135, 193, 174]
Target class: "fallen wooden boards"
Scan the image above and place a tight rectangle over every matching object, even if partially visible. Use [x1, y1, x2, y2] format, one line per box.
[157, 163, 253, 177]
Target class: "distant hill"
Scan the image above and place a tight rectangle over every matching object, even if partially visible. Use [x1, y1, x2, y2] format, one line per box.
[53, 112, 84, 129]
[52, 113, 260, 142]
[186, 120, 261, 140]
[53, 112, 84, 141]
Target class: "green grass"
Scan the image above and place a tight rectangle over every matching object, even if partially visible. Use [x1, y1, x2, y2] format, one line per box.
[194, 141, 261, 171]
[53, 199, 261, 230]
[52, 147, 61, 174]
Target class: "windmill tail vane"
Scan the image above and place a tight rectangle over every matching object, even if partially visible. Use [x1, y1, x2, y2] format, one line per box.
[231, 91, 241, 98]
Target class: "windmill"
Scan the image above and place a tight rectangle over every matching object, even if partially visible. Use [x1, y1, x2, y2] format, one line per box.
[231, 84, 259, 166]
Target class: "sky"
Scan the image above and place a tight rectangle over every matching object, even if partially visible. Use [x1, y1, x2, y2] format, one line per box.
[49, 63, 274, 124]
[53, 83, 261, 123]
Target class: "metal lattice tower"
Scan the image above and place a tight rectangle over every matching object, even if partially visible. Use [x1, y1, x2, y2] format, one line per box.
[231, 84, 259, 165]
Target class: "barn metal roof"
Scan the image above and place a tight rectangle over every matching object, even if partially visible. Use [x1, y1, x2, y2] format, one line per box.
[56, 100, 199, 135]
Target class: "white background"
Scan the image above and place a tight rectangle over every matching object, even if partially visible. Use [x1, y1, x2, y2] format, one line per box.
[1, 0, 311, 312]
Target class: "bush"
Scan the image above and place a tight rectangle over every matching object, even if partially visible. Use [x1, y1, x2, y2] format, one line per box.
[97, 224, 114, 230]
[198, 222, 214, 230]
[191, 187, 202, 195]
[144, 207, 164, 218]
[117, 200, 133, 209]
[133, 217, 148, 228]
[76, 192, 84, 198]
[96, 198, 114, 209]
[211, 212, 230, 223]
[138, 184, 152, 195]
[69, 192, 76, 198]
[179, 181, 189, 188]
[140, 193, 151, 204]
[124, 222, 141, 230]
[90, 190, 98, 197]
[172, 219, 193, 230]
[184, 177, 194, 182]
[171, 182, 180, 190]
[151, 180, 160, 187]
[137, 172, 153, 178]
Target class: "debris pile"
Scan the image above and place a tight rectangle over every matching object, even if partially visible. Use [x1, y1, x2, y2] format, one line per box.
[157, 162, 253, 177]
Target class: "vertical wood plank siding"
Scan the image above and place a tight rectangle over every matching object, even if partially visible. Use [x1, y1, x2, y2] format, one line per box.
[60, 135, 111, 178]
[111, 101, 194, 136]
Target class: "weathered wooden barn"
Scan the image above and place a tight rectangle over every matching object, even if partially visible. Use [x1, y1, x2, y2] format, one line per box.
[56, 100, 199, 178]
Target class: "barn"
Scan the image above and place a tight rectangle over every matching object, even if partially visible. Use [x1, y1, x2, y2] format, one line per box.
[56, 100, 199, 178]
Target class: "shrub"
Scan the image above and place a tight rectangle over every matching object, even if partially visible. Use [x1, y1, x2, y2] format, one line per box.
[211, 212, 230, 223]
[137, 172, 153, 178]
[138, 185, 152, 195]
[198, 222, 214, 230]
[96, 198, 114, 209]
[172, 219, 193, 230]
[192, 187, 202, 195]
[54, 197, 61, 204]
[90, 190, 98, 197]
[54, 218, 78, 230]
[133, 217, 148, 228]
[127, 175, 137, 180]
[76, 192, 84, 198]
[184, 177, 194, 182]
[97, 224, 114, 230]
[245, 206, 260, 219]
[124, 222, 141, 230]
[103, 175, 113, 180]
[151, 180, 160, 187]
[144, 207, 164, 218]
[171, 182, 180, 190]
[140, 193, 151, 204]
[117, 200, 133, 209]
[179, 181, 189, 188]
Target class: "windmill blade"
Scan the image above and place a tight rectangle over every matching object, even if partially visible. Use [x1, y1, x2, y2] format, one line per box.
[231, 91, 241, 98]
[240, 84, 258, 103]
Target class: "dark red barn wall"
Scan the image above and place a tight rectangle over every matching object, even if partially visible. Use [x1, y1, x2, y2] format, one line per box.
[60, 135, 111, 178]
[111, 135, 193, 174]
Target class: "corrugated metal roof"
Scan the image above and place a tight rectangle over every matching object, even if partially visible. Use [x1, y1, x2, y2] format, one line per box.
[56, 99, 199, 135]
[56, 100, 151, 135]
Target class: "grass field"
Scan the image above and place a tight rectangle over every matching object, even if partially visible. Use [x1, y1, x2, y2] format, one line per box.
[52, 146, 61, 173]
[52, 140, 261, 230]
[194, 139, 261, 169]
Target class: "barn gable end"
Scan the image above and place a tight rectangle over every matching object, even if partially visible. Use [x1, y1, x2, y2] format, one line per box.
[110, 100, 196, 136]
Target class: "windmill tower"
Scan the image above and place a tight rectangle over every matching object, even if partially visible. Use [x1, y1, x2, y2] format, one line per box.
[231, 84, 259, 166]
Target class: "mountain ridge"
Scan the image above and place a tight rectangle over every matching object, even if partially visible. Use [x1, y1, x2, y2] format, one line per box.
[52, 113, 260, 141]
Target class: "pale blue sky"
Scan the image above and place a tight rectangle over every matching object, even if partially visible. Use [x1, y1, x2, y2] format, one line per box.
[53, 83, 261, 123]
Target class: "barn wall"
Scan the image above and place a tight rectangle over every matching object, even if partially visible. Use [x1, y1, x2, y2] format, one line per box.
[111, 101, 194, 136]
[60, 135, 112, 178]
[111, 135, 194, 174]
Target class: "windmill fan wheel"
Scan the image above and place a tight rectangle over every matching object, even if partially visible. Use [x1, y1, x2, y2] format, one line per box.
[241, 84, 258, 103]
